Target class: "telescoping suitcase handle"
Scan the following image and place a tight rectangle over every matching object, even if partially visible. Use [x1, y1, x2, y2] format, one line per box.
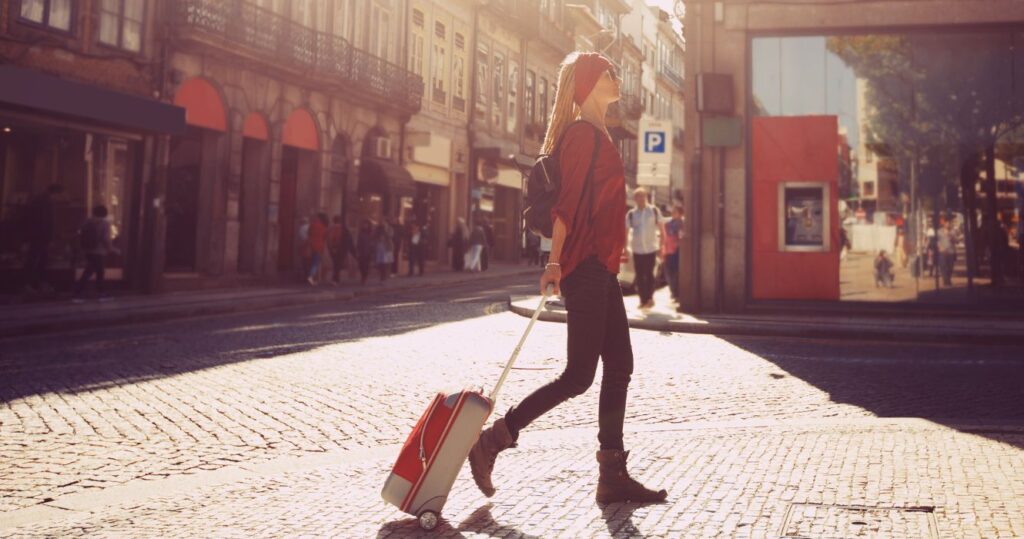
[490, 284, 555, 404]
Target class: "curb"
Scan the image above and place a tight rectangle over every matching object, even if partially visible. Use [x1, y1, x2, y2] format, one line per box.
[508, 296, 1024, 346]
[0, 269, 537, 339]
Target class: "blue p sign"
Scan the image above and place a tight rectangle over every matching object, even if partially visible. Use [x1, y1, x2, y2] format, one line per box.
[645, 131, 666, 153]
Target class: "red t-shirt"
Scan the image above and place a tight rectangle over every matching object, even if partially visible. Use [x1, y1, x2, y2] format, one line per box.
[550, 122, 627, 280]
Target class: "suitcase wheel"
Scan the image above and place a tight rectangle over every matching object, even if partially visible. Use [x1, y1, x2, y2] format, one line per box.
[417, 510, 439, 531]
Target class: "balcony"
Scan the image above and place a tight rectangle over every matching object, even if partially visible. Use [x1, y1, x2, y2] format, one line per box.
[617, 93, 643, 121]
[658, 66, 684, 92]
[485, 0, 540, 39]
[537, 14, 574, 54]
[172, 0, 423, 115]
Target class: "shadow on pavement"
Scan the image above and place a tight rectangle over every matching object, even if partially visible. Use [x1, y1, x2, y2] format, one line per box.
[0, 280, 534, 405]
[600, 501, 651, 538]
[721, 336, 1024, 450]
[456, 504, 542, 538]
[375, 516, 468, 538]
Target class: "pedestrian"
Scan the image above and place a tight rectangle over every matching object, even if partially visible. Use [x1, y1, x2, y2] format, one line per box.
[23, 183, 63, 292]
[448, 218, 468, 271]
[481, 217, 495, 271]
[72, 205, 116, 301]
[839, 226, 851, 261]
[407, 222, 426, 277]
[390, 217, 404, 276]
[304, 213, 328, 286]
[327, 215, 355, 285]
[465, 219, 486, 272]
[375, 220, 395, 282]
[468, 51, 667, 505]
[937, 220, 956, 286]
[874, 249, 895, 288]
[526, 230, 541, 266]
[662, 204, 684, 303]
[625, 187, 665, 309]
[297, 216, 311, 280]
[539, 235, 552, 267]
[356, 220, 375, 285]
[925, 225, 938, 277]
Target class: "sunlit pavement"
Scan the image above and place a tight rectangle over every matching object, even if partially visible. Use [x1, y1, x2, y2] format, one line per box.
[1, 275, 1022, 538]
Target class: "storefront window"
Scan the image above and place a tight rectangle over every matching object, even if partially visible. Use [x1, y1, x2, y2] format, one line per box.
[752, 30, 1024, 305]
[0, 118, 138, 291]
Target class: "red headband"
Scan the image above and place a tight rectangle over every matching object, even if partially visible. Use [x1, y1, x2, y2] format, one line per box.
[573, 53, 614, 106]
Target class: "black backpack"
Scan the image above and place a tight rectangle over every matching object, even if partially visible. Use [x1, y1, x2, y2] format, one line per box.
[523, 121, 602, 238]
[79, 219, 100, 251]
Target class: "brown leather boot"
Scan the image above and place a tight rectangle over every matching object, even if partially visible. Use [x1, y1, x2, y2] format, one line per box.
[468, 418, 516, 497]
[595, 450, 668, 504]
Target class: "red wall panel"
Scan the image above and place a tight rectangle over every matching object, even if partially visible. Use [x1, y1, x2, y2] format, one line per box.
[751, 116, 840, 301]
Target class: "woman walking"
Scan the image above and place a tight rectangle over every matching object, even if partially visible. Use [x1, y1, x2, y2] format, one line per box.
[468, 52, 667, 504]
[374, 221, 395, 282]
[356, 220, 374, 285]
[448, 218, 468, 271]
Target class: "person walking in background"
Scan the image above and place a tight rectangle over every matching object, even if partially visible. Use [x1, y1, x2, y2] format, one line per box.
[305, 213, 328, 286]
[465, 219, 486, 272]
[23, 183, 63, 292]
[540, 235, 552, 267]
[72, 205, 117, 302]
[468, 51, 667, 506]
[327, 216, 356, 285]
[525, 230, 541, 266]
[390, 217, 404, 277]
[661, 204, 685, 304]
[297, 216, 311, 281]
[375, 220, 395, 282]
[481, 217, 495, 271]
[407, 222, 426, 277]
[626, 187, 664, 309]
[449, 218, 468, 272]
[356, 220, 375, 285]
[938, 220, 957, 286]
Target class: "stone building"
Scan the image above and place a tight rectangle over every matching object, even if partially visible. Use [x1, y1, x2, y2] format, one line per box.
[162, 0, 422, 286]
[0, 0, 185, 293]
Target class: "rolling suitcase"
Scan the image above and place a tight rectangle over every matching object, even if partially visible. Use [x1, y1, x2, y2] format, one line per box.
[381, 287, 553, 531]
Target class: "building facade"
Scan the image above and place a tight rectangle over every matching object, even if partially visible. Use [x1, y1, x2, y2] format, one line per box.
[162, 0, 422, 285]
[0, 0, 185, 294]
[683, 0, 1024, 313]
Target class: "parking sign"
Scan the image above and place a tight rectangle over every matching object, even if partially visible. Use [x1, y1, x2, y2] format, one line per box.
[645, 131, 666, 153]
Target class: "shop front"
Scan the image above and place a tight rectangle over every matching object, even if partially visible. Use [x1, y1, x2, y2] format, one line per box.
[684, 1, 1024, 313]
[0, 66, 184, 294]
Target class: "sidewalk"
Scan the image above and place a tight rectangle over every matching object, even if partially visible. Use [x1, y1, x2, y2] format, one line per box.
[509, 287, 1024, 345]
[0, 263, 536, 339]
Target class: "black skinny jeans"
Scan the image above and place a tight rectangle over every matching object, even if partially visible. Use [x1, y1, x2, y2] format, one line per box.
[633, 252, 657, 304]
[505, 256, 634, 450]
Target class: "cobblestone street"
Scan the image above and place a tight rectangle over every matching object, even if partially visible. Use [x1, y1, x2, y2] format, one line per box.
[2, 275, 1023, 537]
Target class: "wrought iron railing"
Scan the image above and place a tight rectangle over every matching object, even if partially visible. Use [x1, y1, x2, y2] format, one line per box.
[658, 66, 684, 91]
[618, 93, 643, 121]
[173, 0, 422, 114]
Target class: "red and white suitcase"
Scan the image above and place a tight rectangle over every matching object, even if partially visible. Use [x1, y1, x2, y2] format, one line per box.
[381, 287, 552, 531]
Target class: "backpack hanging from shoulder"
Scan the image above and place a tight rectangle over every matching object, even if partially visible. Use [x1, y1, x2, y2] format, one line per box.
[522, 121, 602, 238]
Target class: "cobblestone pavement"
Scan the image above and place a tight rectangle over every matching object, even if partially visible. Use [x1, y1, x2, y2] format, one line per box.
[2, 275, 1023, 537]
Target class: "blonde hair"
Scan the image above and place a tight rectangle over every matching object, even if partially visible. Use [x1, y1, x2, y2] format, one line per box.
[541, 52, 585, 155]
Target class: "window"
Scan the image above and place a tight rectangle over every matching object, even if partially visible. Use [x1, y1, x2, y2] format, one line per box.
[539, 77, 549, 125]
[492, 51, 505, 129]
[412, 8, 424, 27]
[19, 0, 72, 31]
[507, 60, 519, 134]
[476, 43, 489, 121]
[432, 21, 448, 104]
[525, 70, 536, 125]
[334, 0, 356, 39]
[452, 31, 467, 112]
[371, 2, 393, 63]
[99, 0, 144, 52]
